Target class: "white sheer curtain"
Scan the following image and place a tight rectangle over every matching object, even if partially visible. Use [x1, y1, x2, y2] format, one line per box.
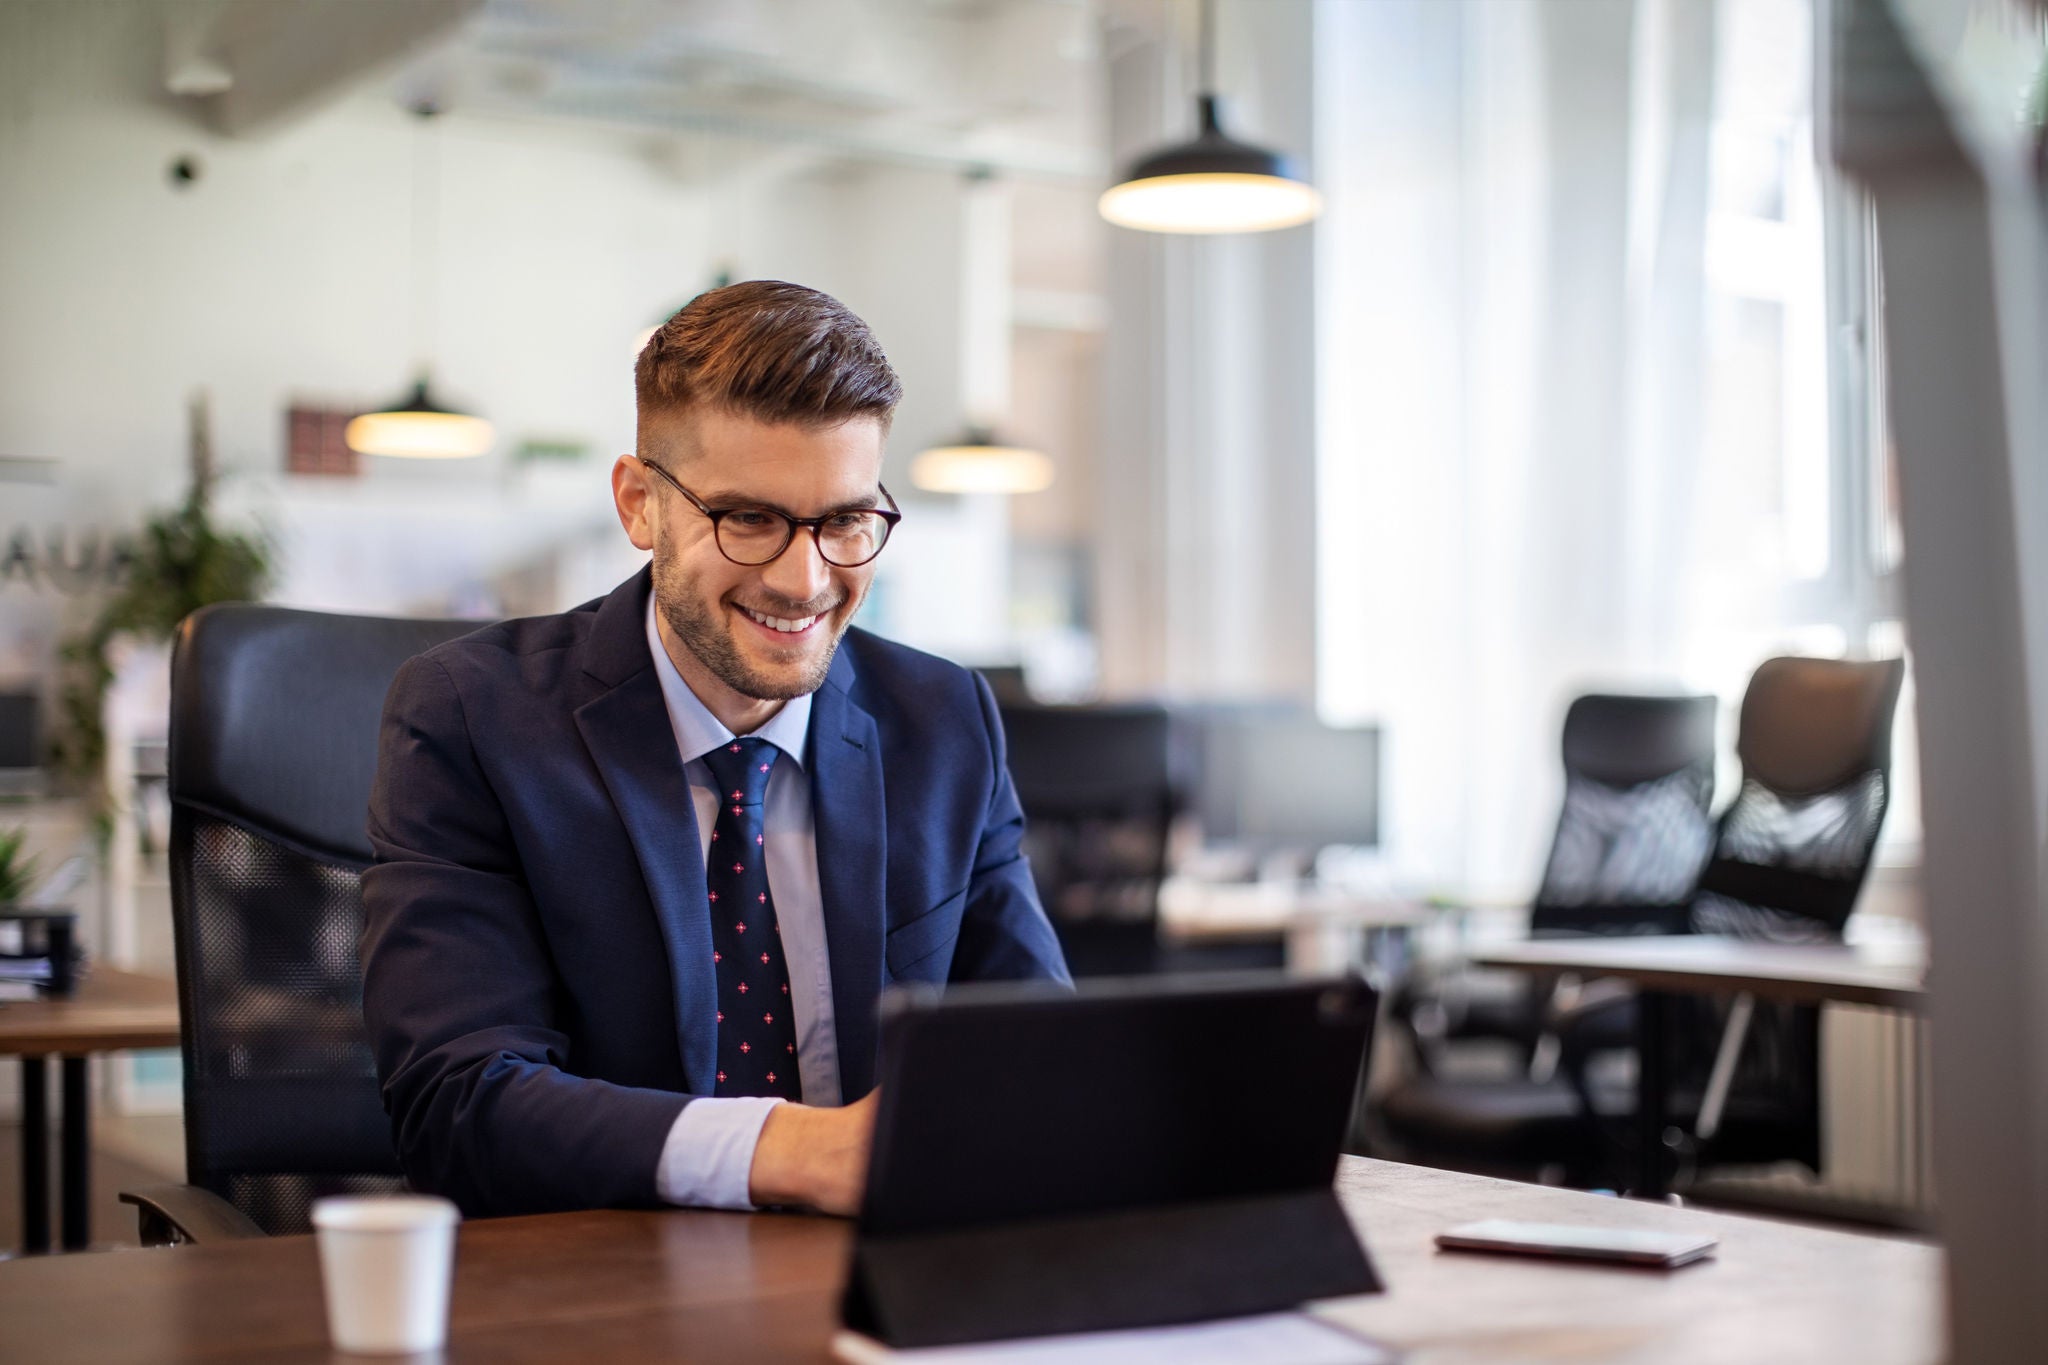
[1315, 0, 1731, 900]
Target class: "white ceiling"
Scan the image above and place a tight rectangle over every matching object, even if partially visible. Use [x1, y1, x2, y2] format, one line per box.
[158, 0, 1199, 180]
[407, 0, 1116, 180]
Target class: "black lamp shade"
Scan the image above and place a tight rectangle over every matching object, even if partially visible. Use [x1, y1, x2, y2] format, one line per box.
[1100, 95, 1322, 234]
[1123, 95, 1305, 181]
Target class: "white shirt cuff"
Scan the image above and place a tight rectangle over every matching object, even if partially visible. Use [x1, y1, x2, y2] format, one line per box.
[656, 1096, 784, 1209]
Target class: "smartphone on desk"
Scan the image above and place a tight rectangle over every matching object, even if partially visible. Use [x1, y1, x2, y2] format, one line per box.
[1435, 1220, 1718, 1269]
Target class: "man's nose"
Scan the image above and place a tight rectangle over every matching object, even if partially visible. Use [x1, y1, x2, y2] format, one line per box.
[760, 527, 833, 605]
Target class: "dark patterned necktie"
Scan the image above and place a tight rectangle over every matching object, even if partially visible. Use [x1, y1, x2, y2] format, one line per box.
[702, 737, 801, 1100]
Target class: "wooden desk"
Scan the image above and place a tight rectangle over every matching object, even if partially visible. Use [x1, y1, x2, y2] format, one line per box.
[0, 1156, 1941, 1363]
[1157, 877, 1428, 973]
[0, 968, 181, 1254]
[1473, 936, 1927, 1196]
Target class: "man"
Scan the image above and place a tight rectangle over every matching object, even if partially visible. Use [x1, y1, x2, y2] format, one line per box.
[361, 280, 1070, 1220]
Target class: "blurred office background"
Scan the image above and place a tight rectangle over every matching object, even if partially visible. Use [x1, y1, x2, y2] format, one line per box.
[1, 0, 2042, 1246]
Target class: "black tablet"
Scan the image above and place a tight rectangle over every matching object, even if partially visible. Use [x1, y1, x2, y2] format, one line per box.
[844, 973, 1383, 1348]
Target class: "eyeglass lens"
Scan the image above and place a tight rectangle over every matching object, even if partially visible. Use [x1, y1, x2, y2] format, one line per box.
[717, 509, 891, 566]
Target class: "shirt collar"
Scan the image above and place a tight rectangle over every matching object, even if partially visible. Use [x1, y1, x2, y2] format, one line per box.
[644, 593, 812, 769]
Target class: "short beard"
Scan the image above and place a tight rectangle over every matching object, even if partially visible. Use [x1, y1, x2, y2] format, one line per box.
[652, 545, 848, 702]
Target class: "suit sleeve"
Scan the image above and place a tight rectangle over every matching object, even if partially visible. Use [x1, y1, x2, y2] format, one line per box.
[946, 672, 1073, 986]
[359, 654, 692, 1216]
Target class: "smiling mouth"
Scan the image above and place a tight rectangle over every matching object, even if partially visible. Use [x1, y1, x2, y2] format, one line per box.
[737, 604, 824, 637]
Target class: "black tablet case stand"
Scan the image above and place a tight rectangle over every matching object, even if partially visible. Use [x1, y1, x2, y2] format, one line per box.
[842, 1186, 1382, 1349]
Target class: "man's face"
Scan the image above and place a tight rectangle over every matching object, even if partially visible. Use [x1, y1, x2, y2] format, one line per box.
[625, 407, 887, 704]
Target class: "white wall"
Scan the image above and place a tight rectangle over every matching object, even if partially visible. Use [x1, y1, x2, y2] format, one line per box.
[1, 6, 689, 512]
[0, 1, 1009, 662]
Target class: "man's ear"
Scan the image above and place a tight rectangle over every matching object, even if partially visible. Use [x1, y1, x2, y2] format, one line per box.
[612, 455, 657, 552]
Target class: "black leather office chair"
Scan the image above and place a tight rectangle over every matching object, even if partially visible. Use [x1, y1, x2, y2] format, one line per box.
[1674, 655, 1906, 1178]
[121, 604, 477, 1243]
[997, 702, 1180, 978]
[1376, 663, 1905, 1191]
[1529, 694, 1721, 936]
[1372, 693, 1718, 1183]
[1392, 694, 1718, 1071]
[1692, 656, 1905, 942]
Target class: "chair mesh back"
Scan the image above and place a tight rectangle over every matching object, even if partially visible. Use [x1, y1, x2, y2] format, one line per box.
[1692, 657, 1906, 939]
[227, 1173, 411, 1238]
[169, 605, 477, 1235]
[173, 816, 403, 1233]
[1681, 658, 1905, 1175]
[1531, 695, 1718, 936]
[1692, 770, 1890, 940]
[1536, 768, 1716, 922]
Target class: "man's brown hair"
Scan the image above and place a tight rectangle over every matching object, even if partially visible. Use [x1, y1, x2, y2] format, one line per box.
[634, 280, 902, 440]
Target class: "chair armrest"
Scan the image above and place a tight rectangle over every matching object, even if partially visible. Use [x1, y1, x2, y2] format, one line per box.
[1549, 976, 1636, 1027]
[119, 1183, 267, 1245]
[1549, 986, 1639, 1060]
[1395, 964, 1550, 1034]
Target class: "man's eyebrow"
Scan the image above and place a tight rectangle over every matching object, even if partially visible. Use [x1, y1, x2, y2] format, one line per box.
[697, 488, 881, 516]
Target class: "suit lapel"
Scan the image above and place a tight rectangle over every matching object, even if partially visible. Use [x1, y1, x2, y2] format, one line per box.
[808, 651, 886, 1099]
[573, 570, 718, 1094]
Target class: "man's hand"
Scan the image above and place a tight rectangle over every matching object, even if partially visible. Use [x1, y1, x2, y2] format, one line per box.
[747, 1090, 879, 1215]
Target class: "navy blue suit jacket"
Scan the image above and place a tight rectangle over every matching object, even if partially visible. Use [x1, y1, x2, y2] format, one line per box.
[360, 567, 1069, 1216]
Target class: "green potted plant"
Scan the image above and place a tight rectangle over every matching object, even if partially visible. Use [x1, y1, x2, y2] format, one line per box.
[0, 829, 75, 995]
[49, 393, 272, 836]
[0, 827, 35, 907]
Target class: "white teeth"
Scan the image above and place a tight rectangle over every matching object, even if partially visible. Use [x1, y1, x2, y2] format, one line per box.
[743, 607, 816, 634]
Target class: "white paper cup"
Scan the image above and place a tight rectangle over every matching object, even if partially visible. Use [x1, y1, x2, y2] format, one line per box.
[312, 1195, 461, 1354]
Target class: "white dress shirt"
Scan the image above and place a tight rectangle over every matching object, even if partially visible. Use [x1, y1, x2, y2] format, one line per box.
[644, 598, 843, 1209]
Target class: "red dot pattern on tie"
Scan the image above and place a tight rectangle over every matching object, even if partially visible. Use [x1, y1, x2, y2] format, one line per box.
[703, 737, 800, 1101]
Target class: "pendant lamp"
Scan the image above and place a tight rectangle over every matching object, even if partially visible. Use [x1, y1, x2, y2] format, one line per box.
[347, 104, 493, 459]
[912, 174, 1056, 497]
[344, 376, 493, 459]
[910, 428, 1056, 496]
[1097, 0, 1322, 234]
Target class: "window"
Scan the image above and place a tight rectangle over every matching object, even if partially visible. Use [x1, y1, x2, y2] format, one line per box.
[1686, 0, 1916, 855]
[1312, 0, 1917, 900]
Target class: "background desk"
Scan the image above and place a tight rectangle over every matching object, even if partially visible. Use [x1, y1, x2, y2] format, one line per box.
[0, 1156, 1940, 1363]
[1156, 877, 1427, 974]
[1471, 935, 1927, 1011]
[1473, 936, 1928, 1198]
[0, 968, 181, 1254]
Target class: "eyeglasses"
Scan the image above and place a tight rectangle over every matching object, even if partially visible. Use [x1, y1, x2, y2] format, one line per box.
[639, 458, 903, 568]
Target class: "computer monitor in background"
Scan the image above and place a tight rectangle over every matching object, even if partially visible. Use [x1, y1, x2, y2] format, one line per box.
[1194, 709, 1379, 864]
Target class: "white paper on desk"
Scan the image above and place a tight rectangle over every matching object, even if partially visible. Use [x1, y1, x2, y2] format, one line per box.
[830, 1313, 1396, 1364]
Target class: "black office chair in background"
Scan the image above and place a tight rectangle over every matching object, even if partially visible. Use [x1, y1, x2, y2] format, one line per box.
[997, 702, 1180, 978]
[1371, 693, 1718, 1183]
[1403, 693, 1720, 1071]
[1375, 660, 1906, 1193]
[1692, 656, 1906, 942]
[1672, 655, 1907, 1183]
[121, 605, 475, 1243]
[1527, 694, 1721, 936]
